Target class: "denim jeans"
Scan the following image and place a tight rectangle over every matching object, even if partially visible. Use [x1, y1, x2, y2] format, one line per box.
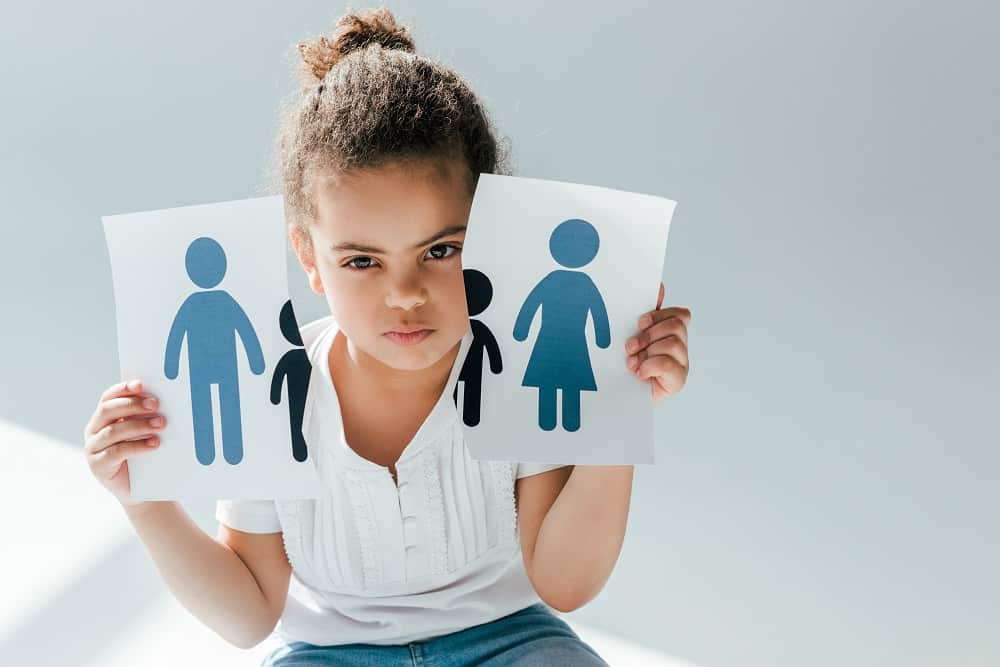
[261, 602, 609, 666]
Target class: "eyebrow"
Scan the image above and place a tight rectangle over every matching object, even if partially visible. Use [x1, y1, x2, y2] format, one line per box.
[330, 224, 468, 254]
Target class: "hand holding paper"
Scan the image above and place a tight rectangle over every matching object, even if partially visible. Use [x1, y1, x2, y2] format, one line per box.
[625, 281, 691, 402]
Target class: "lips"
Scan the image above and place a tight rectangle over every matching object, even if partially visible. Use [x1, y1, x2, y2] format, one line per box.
[387, 327, 431, 334]
[384, 329, 433, 345]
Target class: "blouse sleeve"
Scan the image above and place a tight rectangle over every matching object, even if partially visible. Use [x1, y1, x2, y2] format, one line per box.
[215, 499, 282, 533]
[515, 462, 570, 479]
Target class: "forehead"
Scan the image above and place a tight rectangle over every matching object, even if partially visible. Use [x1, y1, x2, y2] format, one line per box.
[313, 158, 473, 241]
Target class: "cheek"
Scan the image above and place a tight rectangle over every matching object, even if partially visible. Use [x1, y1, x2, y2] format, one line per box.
[320, 271, 374, 324]
[329, 281, 374, 312]
[445, 275, 471, 322]
[312, 256, 339, 288]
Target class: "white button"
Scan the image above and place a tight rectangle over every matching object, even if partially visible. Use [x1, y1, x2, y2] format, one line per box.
[403, 519, 421, 544]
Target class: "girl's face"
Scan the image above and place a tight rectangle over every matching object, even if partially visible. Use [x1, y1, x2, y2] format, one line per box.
[291, 157, 473, 374]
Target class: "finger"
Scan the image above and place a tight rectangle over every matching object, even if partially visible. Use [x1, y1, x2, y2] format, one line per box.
[636, 353, 688, 389]
[92, 436, 161, 473]
[626, 317, 688, 355]
[86, 394, 160, 436]
[638, 305, 691, 329]
[650, 375, 673, 401]
[99, 379, 144, 403]
[86, 415, 166, 455]
[629, 335, 689, 371]
[656, 282, 665, 310]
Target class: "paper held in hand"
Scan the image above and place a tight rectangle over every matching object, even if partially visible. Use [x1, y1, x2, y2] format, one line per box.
[102, 196, 321, 502]
[457, 174, 676, 465]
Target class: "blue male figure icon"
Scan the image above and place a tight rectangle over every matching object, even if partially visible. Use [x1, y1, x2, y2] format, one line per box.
[164, 237, 266, 466]
[513, 218, 610, 432]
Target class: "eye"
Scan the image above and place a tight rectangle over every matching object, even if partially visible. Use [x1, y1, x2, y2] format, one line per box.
[427, 243, 461, 261]
[341, 244, 461, 272]
[344, 256, 378, 271]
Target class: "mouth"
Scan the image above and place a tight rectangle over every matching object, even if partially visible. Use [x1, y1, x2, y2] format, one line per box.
[384, 329, 433, 345]
[387, 326, 431, 334]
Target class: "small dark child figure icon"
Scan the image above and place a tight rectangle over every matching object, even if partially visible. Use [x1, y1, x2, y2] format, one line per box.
[165, 236, 265, 466]
[270, 299, 311, 462]
[454, 269, 503, 427]
[513, 218, 610, 433]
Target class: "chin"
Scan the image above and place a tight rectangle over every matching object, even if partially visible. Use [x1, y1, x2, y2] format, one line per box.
[378, 345, 441, 371]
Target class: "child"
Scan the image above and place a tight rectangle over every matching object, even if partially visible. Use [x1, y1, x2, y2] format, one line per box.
[83, 7, 691, 665]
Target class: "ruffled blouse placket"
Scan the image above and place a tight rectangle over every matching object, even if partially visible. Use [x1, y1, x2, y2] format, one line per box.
[338, 419, 460, 587]
[296, 322, 475, 590]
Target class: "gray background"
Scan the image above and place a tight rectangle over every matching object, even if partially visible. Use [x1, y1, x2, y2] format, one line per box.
[2, 1, 997, 665]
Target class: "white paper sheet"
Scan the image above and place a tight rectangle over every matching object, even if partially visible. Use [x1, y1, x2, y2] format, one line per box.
[458, 174, 676, 465]
[102, 196, 321, 501]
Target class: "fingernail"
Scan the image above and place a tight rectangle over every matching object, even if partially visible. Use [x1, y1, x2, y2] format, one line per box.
[626, 339, 637, 352]
[127, 380, 141, 391]
[639, 315, 652, 328]
[627, 355, 637, 369]
[150, 417, 164, 427]
[143, 398, 156, 410]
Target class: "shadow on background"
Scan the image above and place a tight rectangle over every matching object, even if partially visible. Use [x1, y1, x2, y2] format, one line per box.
[0, 538, 159, 667]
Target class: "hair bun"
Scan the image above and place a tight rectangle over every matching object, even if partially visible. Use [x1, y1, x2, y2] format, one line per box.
[298, 8, 415, 86]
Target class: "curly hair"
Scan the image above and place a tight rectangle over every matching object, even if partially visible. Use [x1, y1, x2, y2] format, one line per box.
[272, 6, 510, 239]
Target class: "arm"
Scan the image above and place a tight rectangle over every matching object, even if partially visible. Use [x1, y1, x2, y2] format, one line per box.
[124, 501, 290, 649]
[163, 300, 189, 379]
[512, 276, 548, 341]
[232, 301, 265, 375]
[483, 327, 503, 374]
[270, 356, 287, 405]
[517, 465, 634, 612]
[588, 277, 611, 349]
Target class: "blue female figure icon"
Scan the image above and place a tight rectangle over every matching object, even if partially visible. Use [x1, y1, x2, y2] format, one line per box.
[164, 237, 266, 466]
[513, 218, 611, 432]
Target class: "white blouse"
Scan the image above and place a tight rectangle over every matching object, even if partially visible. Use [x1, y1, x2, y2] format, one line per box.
[215, 315, 567, 646]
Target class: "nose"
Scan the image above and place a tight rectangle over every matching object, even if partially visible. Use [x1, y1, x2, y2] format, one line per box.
[384, 269, 428, 311]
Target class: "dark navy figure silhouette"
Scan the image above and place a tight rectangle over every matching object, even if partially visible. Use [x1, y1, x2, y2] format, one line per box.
[454, 269, 503, 426]
[270, 299, 311, 462]
[164, 237, 265, 466]
[513, 219, 610, 432]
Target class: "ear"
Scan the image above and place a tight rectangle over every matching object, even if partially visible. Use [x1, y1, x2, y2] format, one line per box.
[288, 225, 324, 295]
